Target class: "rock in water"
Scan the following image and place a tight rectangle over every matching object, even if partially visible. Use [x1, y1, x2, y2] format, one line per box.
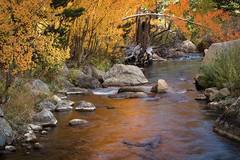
[75, 101, 96, 112]
[151, 79, 168, 93]
[24, 131, 37, 142]
[214, 97, 240, 141]
[180, 40, 197, 53]
[5, 145, 16, 152]
[0, 118, 14, 147]
[69, 119, 88, 126]
[33, 109, 57, 127]
[28, 124, 42, 132]
[204, 88, 220, 102]
[55, 101, 73, 112]
[103, 64, 148, 87]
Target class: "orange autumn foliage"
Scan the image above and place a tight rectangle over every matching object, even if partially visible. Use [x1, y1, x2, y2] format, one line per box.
[166, 0, 240, 42]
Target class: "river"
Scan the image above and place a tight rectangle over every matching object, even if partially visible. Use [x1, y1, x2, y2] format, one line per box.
[2, 55, 240, 160]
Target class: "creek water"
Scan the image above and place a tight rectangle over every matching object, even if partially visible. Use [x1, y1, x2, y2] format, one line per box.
[2, 55, 240, 160]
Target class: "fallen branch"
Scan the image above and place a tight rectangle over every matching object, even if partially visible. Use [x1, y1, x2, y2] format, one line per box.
[122, 13, 207, 28]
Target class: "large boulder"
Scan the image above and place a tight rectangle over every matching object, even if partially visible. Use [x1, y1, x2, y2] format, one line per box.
[103, 64, 148, 87]
[203, 39, 240, 64]
[0, 118, 14, 147]
[214, 97, 240, 141]
[179, 40, 197, 53]
[33, 109, 57, 127]
[73, 73, 101, 89]
[25, 79, 50, 96]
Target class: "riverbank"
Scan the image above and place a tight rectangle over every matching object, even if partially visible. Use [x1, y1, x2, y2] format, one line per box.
[2, 56, 240, 160]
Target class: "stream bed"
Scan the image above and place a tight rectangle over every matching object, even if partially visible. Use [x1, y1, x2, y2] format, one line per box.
[2, 56, 240, 160]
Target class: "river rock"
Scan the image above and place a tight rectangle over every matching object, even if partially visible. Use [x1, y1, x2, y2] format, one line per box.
[28, 124, 42, 132]
[51, 95, 62, 104]
[73, 73, 101, 89]
[0, 118, 14, 147]
[109, 92, 148, 99]
[207, 98, 236, 113]
[118, 86, 152, 93]
[152, 54, 167, 62]
[214, 97, 240, 141]
[69, 119, 88, 126]
[151, 79, 168, 93]
[25, 79, 50, 96]
[5, 145, 16, 152]
[24, 131, 37, 142]
[33, 109, 57, 127]
[75, 101, 96, 112]
[103, 64, 148, 87]
[55, 101, 73, 112]
[203, 39, 240, 64]
[204, 88, 220, 102]
[37, 100, 56, 111]
[0, 107, 4, 117]
[179, 40, 197, 53]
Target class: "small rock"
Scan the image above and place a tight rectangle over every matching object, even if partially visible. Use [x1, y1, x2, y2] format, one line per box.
[24, 131, 37, 142]
[33, 142, 43, 150]
[219, 88, 230, 97]
[75, 101, 96, 112]
[55, 101, 73, 112]
[69, 119, 88, 126]
[204, 88, 220, 101]
[195, 94, 207, 101]
[5, 145, 16, 152]
[51, 95, 62, 104]
[28, 124, 42, 132]
[41, 130, 48, 135]
[37, 100, 56, 111]
[151, 79, 168, 93]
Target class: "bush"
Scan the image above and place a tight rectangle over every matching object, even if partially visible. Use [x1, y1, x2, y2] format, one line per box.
[200, 48, 240, 95]
[2, 79, 45, 130]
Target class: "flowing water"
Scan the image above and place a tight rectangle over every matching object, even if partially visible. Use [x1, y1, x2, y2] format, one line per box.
[2, 55, 240, 160]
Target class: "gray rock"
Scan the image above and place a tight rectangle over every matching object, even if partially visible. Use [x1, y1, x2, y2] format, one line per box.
[73, 73, 101, 89]
[204, 88, 220, 102]
[0, 118, 14, 147]
[103, 64, 148, 87]
[51, 95, 62, 104]
[75, 101, 96, 112]
[214, 97, 240, 141]
[203, 39, 240, 64]
[24, 131, 37, 142]
[69, 119, 88, 126]
[5, 145, 16, 152]
[55, 101, 73, 112]
[151, 79, 168, 93]
[25, 79, 50, 96]
[28, 124, 42, 132]
[33, 109, 57, 127]
[0, 108, 4, 117]
[109, 92, 148, 99]
[179, 40, 197, 53]
[195, 94, 207, 101]
[219, 88, 231, 97]
[37, 100, 56, 111]
[41, 130, 48, 135]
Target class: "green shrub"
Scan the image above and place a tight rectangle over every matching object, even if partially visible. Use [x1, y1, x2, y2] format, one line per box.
[200, 48, 240, 95]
